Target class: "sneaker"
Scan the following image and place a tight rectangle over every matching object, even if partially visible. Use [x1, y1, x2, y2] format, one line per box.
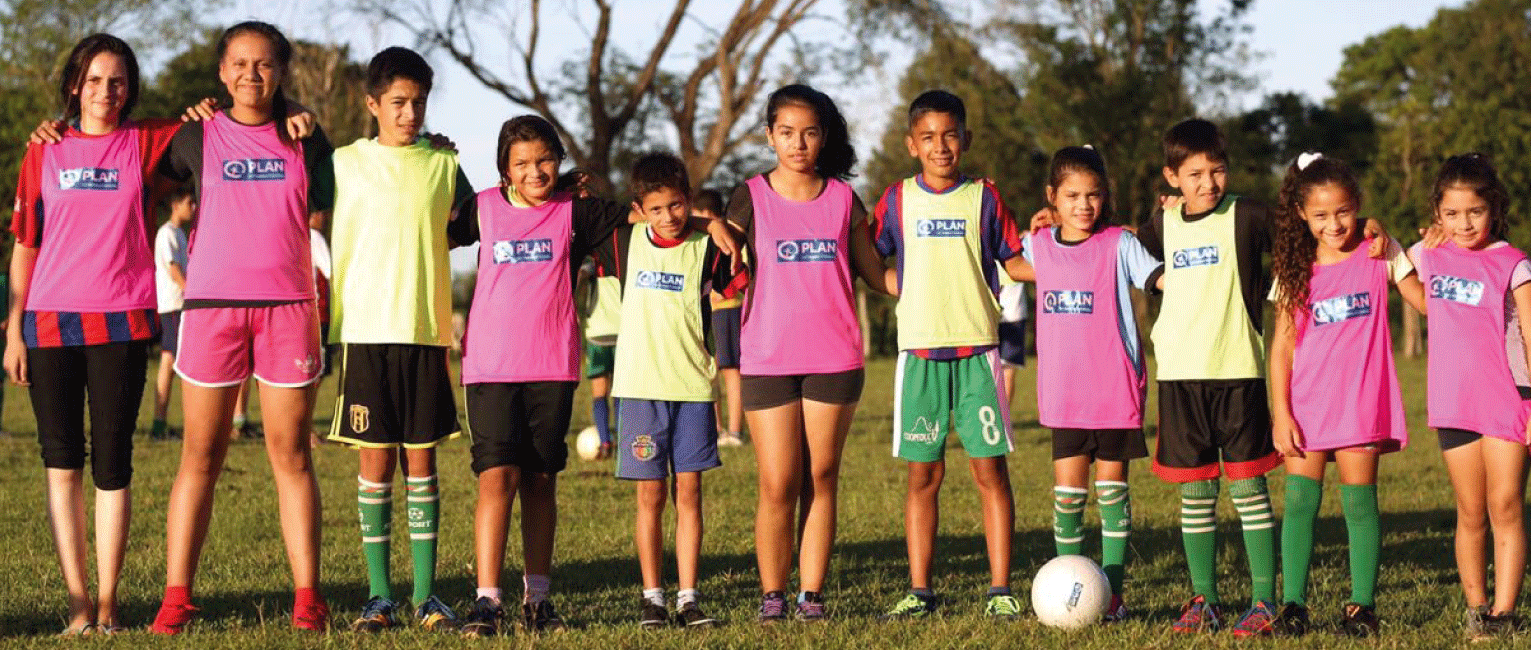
[522, 599, 565, 632]
[1276, 602, 1309, 636]
[1171, 595, 1223, 633]
[718, 431, 745, 447]
[880, 593, 938, 621]
[758, 591, 789, 623]
[1479, 610, 1522, 639]
[795, 591, 827, 621]
[460, 597, 503, 638]
[293, 598, 330, 631]
[640, 599, 669, 629]
[415, 595, 460, 632]
[149, 601, 198, 635]
[351, 596, 398, 633]
[675, 601, 718, 628]
[984, 594, 1023, 621]
[1340, 602, 1378, 637]
[1103, 594, 1129, 623]
[1230, 600, 1280, 637]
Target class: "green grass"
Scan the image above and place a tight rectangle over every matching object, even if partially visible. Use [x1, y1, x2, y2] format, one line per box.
[0, 353, 1495, 648]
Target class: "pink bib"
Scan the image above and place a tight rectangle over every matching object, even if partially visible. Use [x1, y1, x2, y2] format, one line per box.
[28, 124, 154, 312]
[186, 112, 312, 301]
[1290, 241, 1406, 452]
[461, 190, 578, 383]
[1032, 227, 1143, 428]
[1420, 242, 1531, 442]
[739, 175, 863, 375]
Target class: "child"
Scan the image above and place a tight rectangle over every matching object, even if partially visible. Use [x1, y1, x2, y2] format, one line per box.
[697, 189, 746, 447]
[153, 187, 195, 440]
[1267, 153, 1424, 637]
[871, 91, 1024, 620]
[995, 262, 1029, 403]
[323, 46, 471, 634]
[1018, 145, 1164, 623]
[448, 116, 736, 636]
[726, 84, 892, 621]
[1411, 154, 1531, 640]
[593, 152, 743, 628]
[563, 169, 621, 458]
[149, 21, 335, 634]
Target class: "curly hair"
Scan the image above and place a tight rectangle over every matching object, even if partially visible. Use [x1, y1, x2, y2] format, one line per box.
[1271, 155, 1363, 318]
[1431, 153, 1512, 241]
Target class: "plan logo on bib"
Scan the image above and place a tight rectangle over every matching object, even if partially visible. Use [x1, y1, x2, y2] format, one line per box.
[492, 238, 554, 264]
[1312, 292, 1372, 325]
[636, 270, 685, 292]
[1430, 275, 1485, 306]
[1042, 290, 1095, 315]
[222, 158, 287, 181]
[776, 239, 837, 262]
[57, 167, 119, 191]
[916, 219, 966, 238]
[1172, 245, 1220, 269]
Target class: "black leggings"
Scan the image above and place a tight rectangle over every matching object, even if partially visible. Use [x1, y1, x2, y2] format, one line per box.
[30, 341, 149, 490]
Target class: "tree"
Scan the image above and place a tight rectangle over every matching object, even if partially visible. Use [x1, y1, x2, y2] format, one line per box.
[1222, 91, 1378, 204]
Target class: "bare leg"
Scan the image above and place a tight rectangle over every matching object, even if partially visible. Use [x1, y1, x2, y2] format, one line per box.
[474, 466, 519, 591]
[749, 401, 804, 593]
[797, 399, 856, 593]
[46, 468, 92, 629]
[164, 383, 239, 589]
[674, 472, 704, 591]
[520, 472, 558, 579]
[969, 456, 1013, 589]
[94, 486, 131, 626]
[1482, 437, 1528, 614]
[1444, 440, 1490, 609]
[905, 461, 944, 590]
[257, 382, 322, 589]
[154, 350, 175, 423]
[722, 368, 743, 436]
[635, 479, 667, 590]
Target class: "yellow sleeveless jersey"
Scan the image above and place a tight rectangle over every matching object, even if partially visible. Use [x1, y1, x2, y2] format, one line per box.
[896, 177, 1000, 350]
[584, 275, 622, 343]
[611, 227, 716, 401]
[1150, 195, 1264, 380]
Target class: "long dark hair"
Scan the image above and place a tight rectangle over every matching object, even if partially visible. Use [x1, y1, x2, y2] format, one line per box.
[495, 115, 565, 185]
[1046, 146, 1113, 229]
[217, 21, 293, 139]
[1431, 153, 1512, 242]
[59, 33, 140, 124]
[1271, 155, 1363, 317]
[764, 84, 856, 181]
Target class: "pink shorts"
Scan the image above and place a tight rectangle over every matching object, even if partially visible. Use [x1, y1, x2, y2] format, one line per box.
[174, 302, 324, 388]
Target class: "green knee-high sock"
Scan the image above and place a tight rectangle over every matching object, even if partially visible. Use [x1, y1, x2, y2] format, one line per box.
[407, 474, 440, 605]
[1096, 480, 1131, 595]
[1281, 475, 1322, 606]
[1180, 479, 1220, 603]
[1340, 484, 1380, 607]
[358, 477, 393, 600]
[1230, 476, 1277, 604]
[1053, 486, 1087, 556]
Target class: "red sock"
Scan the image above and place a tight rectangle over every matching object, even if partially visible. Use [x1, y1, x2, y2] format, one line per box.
[162, 585, 192, 608]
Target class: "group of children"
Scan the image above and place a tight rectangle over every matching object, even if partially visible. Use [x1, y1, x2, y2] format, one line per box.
[10, 19, 1531, 643]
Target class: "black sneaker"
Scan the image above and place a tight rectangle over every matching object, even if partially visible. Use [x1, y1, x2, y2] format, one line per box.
[758, 591, 789, 623]
[1480, 610, 1522, 639]
[675, 601, 718, 628]
[522, 599, 565, 632]
[1340, 602, 1377, 637]
[795, 591, 827, 622]
[639, 600, 669, 630]
[459, 597, 502, 638]
[1277, 602, 1310, 636]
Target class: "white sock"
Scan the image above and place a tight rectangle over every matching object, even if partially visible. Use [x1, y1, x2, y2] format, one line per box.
[643, 588, 665, 607]
[475, 587, 502, 605]
[677, 589, 699, 607]
[524, 574, 551, 604]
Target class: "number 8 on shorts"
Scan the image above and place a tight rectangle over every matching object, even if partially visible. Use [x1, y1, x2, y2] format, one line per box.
[892, 349, 1014, 462]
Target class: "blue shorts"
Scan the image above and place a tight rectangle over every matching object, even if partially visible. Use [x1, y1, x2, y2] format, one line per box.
[711, 306, 741, 369]
[998, 319, 1027, 366]
[615, 399, 721, 480]
[159, 310, 181, 355]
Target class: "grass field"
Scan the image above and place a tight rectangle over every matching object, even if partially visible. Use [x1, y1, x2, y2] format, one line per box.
[0, 353, 1505, 648]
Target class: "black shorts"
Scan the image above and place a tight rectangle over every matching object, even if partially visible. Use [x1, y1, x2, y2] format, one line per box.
[712, 307, 742, 370]
[1152, 379, 1279, 483]
[1053, 428, 1148, 462]
[466, 381, 578, 474]
[998, 320, 1027, 367]
[328, 344, 459, 449]
[29, 341, 150, 491]
[158, 311, 181, 355]
[741, 368, 864, 411]
[1438, 386, 1531, 450]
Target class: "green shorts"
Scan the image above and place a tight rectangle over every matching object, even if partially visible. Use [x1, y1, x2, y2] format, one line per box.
[893, 349, 1013, 462]
[585, 341, 615, 378]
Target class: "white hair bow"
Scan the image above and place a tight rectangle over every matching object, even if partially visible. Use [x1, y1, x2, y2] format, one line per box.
[1296, 152, 1323, 171]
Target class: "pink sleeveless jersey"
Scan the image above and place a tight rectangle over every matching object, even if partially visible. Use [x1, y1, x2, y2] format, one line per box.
[1290, 240, 1407, 452]
[1420, 242, 1531, 442]
[185, 112, 312, 301]
[27, 125, 154, 313]
[461, 190, 579, 384]
[1032, 227, 1143, 428]
[739, 175, 863, 375]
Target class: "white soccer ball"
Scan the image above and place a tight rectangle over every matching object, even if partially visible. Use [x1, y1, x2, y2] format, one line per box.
[1030, 555, 1111, 629]
[575, 426, 602, 461]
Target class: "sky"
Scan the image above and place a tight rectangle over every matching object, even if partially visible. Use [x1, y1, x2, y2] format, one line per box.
[207, 0, 1458, 270]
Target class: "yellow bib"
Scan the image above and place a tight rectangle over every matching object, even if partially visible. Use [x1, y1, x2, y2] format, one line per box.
[895, 178, 1000, 350]
[584, 276, 622, 343]
[611, 227, 715, 401]
[1150, 195, 1264, 379]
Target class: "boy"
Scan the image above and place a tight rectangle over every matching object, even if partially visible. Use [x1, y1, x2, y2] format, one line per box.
[695, 189, 746, 447]
[593, 152, 743, 628]
[151, 188, 195, 439]
[561, 169, 621, 458]
[871, 91, 1026, 620]
[323, 46, 472, 633]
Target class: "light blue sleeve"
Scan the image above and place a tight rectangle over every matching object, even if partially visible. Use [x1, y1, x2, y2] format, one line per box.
[1117, 230, 1163, 291]
[1021, 231, 1034, 263]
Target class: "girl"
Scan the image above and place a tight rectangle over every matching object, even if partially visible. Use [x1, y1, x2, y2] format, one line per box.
[149, 21, 336, 634]
[1412, 154, 1531, 640]
[1018, 146, 1162, 623]
[6, 33, 181, 635]
[1268, 154, 1424, 637]
[725, 84, 892, 621]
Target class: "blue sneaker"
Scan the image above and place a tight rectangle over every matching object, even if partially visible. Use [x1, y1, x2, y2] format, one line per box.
[415, 595, 459, 632]
[351, 596, 399, 633]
